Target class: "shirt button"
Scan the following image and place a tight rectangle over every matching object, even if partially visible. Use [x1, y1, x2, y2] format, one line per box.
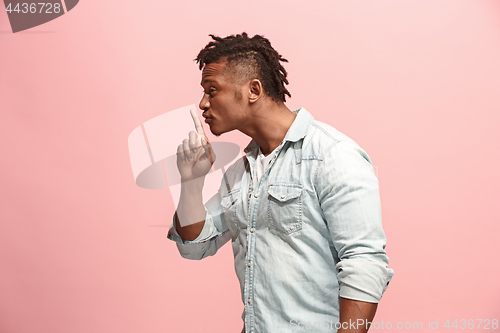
[254, 193, 258, 198]
[248, 298, 251, 303]
[248, 262, 251, 267]
[281, 195, 285, 199]
[250, 228, 254, 233]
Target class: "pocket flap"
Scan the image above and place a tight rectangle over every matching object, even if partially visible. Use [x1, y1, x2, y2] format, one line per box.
[268, 184, 302, 202]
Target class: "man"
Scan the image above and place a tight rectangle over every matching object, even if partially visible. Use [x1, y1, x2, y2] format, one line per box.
[168, 33, 393, 333]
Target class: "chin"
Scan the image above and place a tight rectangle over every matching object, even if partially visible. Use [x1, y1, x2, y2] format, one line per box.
[209, 123, 234, 137]
[209, 126, 223, 137]
[210, 125, 227, 136]
[212, 131, 223, 137]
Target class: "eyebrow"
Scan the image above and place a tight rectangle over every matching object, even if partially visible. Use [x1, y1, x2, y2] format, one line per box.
[201, 79, 216, 85]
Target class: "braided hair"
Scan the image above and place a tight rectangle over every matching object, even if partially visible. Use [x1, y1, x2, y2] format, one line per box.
[195, 33, 291, 103]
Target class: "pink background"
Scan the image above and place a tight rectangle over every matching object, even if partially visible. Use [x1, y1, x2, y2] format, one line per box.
[1, 0, 499, 332]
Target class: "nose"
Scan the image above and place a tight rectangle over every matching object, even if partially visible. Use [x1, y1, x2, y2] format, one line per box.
[199, 93, 210, 112]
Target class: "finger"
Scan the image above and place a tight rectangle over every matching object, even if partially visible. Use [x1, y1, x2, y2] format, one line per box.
[182, 139, 192, 161]
[177, 144, 185, 161]
[188, 130, 201, 151]
[201, 137, 216, 165]
[192, 145, 206, 162]
[190, 109, 206, 138]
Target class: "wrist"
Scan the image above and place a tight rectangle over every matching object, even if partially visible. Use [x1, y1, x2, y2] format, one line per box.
[180, 176, 205, 191]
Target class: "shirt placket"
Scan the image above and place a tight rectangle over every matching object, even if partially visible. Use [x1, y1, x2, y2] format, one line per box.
[244, 142, 286, 333]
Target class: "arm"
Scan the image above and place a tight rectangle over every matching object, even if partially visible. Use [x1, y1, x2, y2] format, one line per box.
[174, 109, 215, 241]
[316, 140, 393, 327]
[167, 188, 231, 260]
[167, 109, 231, 259]
[338, 298, 377, 333]
[175, 178, 207, 241]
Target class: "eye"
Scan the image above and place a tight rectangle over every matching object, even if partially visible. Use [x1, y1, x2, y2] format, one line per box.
[208, 87, 216, 97]
[202, 86, 216, 98]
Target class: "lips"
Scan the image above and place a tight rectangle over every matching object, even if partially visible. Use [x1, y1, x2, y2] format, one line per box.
[203, 113, 214, 124]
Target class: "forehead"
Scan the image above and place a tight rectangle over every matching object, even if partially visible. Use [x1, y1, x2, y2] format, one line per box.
[201, 61, 228, 85]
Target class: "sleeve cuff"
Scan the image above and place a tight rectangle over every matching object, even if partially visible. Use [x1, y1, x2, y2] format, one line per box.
[167, 207, 217, 244]
[336, 258, 394, 303]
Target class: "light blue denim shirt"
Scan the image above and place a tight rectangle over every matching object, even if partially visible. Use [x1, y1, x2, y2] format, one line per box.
[168, 108, 393, 333]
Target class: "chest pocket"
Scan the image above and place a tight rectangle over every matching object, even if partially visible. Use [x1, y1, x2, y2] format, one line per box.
[267, 184, 303, 235]
[221, 189, 241, 239]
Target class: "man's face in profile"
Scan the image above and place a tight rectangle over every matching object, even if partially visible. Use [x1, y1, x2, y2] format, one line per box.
[199, 61, 248, 136]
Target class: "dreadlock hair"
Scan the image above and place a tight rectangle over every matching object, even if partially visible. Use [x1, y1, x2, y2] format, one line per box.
[195, 33, 291, 103]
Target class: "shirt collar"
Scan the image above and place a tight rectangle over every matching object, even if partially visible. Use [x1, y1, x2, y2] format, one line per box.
[284, 107, 314, 142]
[244, 107, 314, 154]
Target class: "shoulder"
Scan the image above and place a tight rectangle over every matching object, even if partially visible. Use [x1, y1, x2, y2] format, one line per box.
[308, 122, 377, 189]
[302, 119, 364, 160]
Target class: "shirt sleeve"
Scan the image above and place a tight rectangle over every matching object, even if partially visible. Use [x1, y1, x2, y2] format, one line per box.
[166, 190, 231, 260]
[316, 140, 394, 303]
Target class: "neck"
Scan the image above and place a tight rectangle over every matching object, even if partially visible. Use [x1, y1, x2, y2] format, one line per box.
[240, 101, 296, 156]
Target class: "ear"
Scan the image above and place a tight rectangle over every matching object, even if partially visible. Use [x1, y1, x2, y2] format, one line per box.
[248, 79, 263, 104]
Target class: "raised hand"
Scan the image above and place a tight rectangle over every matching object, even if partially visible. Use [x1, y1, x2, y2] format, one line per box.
[176, 109, 216, 182]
